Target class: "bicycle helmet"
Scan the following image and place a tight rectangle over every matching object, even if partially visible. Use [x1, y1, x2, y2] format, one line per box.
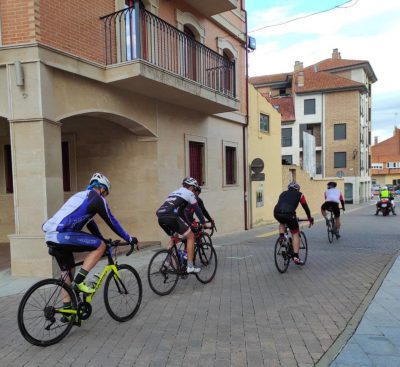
[89, 172, 111, 192]
[182, 177, 198, 187]
[381, 186, 388, 190]
[287, 181, 300, 191]
[327, 181, 337, 188]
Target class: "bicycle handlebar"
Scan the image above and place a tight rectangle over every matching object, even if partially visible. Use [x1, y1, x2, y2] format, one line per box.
[104, 239, 137, 257]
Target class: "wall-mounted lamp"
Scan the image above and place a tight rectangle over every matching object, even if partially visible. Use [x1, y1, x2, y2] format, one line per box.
[14, 60, 24, 87]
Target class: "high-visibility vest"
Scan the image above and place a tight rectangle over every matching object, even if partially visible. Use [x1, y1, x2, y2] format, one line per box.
[380, 189, 390, 198]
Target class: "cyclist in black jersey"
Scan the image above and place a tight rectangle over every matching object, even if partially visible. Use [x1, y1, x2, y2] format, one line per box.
[156, 177, 206, 273]
[274, 181, 314, 265]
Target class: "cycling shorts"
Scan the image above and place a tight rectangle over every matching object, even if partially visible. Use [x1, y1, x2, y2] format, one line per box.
[45, 231, 103, 271]
[157, 214, 190, 236]
[321, 201, 340, 218]
[273, 212, 299, 233]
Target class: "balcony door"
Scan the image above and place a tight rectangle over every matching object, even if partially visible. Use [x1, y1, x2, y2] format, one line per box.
[183, 25, 197, 82]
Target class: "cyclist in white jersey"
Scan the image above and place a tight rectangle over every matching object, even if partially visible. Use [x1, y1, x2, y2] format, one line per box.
[321, 181, 345, 238]
[156, 177, 206, 273]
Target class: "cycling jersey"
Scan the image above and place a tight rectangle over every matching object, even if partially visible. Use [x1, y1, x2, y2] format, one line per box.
[324, 188, 344, 204]
[43, 189, 132, 246]
[156, 187, 205, 224]
[274, 189, 311, 218]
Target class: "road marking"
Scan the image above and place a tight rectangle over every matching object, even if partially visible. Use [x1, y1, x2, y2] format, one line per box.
[226, 255, 253, 260]
[256, 203, 374, 238]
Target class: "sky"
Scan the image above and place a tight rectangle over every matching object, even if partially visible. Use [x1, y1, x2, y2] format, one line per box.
[246, 0, 400, 144]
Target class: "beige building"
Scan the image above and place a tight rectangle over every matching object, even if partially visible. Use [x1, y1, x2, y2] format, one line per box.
[0, 0, 248, 276]
[247, 84, 282, 227]
[250, 49, 377, 204]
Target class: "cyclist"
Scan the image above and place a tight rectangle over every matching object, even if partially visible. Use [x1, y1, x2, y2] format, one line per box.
[156, 177, 206, 273]
[321, 181, 345, 238]
[273, 181, 314, 265]
[42, 173, 138, 295]
[185, 185, 215, 230]
[376, 186, 396, 215]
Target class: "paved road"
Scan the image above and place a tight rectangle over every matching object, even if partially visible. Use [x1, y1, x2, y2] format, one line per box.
[0, 203, 399, 367]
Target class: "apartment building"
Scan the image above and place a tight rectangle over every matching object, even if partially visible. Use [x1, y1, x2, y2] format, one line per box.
[371, 128, 400, 186]
[0, 0, 247, 276]
[250, 49, 377, 204]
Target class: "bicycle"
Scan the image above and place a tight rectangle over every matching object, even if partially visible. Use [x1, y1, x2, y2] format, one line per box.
[18, 240, 142, 347]
[147, 226, 217, 296]
[274, 219, 308, 273]
[325, 208, 343, 242]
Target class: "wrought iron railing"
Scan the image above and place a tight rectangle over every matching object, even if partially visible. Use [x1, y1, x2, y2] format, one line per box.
[100, 4, 236, 98]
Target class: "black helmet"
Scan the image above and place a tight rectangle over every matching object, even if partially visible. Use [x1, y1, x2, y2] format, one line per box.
[327, 181, 337, 188]
[287, 181, 300, 191]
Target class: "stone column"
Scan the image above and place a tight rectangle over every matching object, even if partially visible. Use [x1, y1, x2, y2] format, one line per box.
[8, 118, 64, 277]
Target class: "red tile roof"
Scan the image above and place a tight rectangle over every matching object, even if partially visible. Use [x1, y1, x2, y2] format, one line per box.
[263, 95, 295, 122]
[293, 67, 366, 94]
[249, 73, 291, 85]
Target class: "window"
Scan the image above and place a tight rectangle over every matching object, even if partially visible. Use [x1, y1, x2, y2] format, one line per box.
[334, 124, 346, 140]
[371, 163, 383, 169]
[189, 141, 204, 184]
[260, 113, 269, 133]
[282, 155, 292, 164]
[223, 141, 238, 186]
[281, 128, 292, 147]
[387, 162, 399, 169]
[304, 98, 316, 115]
[225, 146, 237, 184]
[334, 152, 347, 168]
[4, 144, 13, 193]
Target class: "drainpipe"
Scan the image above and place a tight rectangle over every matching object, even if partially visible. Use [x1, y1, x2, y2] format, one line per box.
[242, 4, 249, 230]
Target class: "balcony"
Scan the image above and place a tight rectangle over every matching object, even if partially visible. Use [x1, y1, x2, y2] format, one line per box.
[101, 5, 238, 114]
[183, 0, 237, 16]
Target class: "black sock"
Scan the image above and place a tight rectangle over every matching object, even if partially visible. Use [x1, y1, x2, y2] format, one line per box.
[74, 268, 89, 284]
[63, 302, 71, 309]
[293, 252, 299, 258]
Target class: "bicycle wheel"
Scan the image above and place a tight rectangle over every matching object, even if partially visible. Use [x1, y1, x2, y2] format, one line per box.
[18, 278, 77, 346]
[299, 231, 308, 264]
[274, 238, 290, 273]
[147, 249, 179, 296]
[194, 234, 218, 284]
[327, 218, 334, 243]
[104, 264, 142, 322]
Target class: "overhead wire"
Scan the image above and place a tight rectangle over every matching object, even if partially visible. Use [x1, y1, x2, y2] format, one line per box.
[248, 0, 359, 33]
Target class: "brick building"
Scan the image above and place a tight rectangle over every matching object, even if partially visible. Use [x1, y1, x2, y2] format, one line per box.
[0, 0, 247, 276]
[250, 49, 377, 204]
[371, 128, 400, 186]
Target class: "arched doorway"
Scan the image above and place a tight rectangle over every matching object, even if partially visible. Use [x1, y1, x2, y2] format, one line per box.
[0, 117, 14, 271]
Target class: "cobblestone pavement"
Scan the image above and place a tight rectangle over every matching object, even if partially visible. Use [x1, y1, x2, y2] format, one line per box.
[0, 203, 399, 367]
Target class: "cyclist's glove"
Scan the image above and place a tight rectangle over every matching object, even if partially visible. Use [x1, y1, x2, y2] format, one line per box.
[130, 237, 139, 250]
[308, 217, 314, 225]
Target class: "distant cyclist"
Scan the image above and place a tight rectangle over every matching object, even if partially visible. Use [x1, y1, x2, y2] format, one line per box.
[185, 185, 215, 230]
[376, 186, 396, 215]
[274, 181, 314, 265]
[43, 173, 138, 295]
[321, 181, 345, 238]
[156, 177, 206, 273]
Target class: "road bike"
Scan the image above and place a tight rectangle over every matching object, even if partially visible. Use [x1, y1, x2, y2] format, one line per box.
[325, 208, 344, 242]
[18, 240, 142, 347]
[274, 219, 308, 273]
[147, 227, 217, 296]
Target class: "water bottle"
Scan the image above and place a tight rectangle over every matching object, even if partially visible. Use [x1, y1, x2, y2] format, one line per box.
[177, 249, 184, 264]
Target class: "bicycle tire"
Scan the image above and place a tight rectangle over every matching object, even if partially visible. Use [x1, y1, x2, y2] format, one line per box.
[194, 235, 218, 284]
[147, 249, 179, 296]
[18, 278, 77, 347]
[104, 264, 142, 322]
[274, 238, 290, 273]
[299, 231, 308, 265]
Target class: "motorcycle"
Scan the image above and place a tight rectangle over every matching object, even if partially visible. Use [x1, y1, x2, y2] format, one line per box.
[377, 198, 392, 216]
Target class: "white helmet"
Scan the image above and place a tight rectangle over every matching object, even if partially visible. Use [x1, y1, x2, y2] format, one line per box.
[182, 177, 198, 187]
[90, 173, 111, 192]
[381, 186, 388, 190]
